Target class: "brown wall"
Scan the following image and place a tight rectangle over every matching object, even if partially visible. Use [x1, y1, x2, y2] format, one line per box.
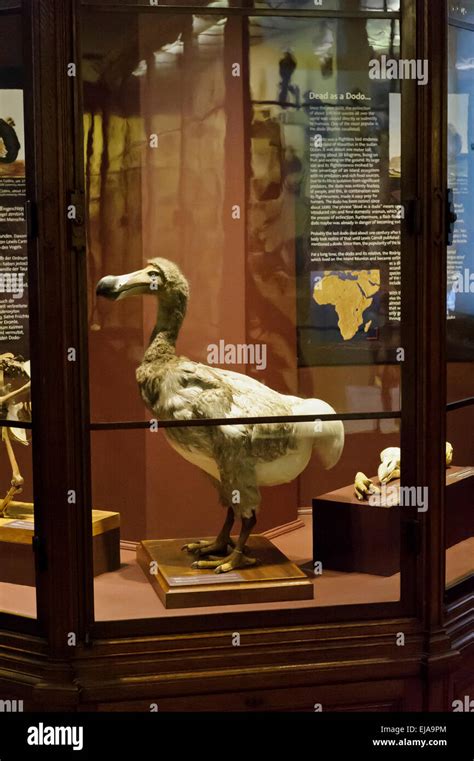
[85, 17, 298, 541]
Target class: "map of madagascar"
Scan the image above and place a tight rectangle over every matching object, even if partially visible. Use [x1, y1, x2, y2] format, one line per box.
[313, 270, 381, 341]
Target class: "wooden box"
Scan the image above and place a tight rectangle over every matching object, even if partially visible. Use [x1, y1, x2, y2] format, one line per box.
[0, 504, 120, 586]
[313, 466, 474, 577]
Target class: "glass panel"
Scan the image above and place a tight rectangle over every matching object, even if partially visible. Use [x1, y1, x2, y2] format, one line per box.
[0, 433, 35, 617]
[253, 0, 401, 7]
[86, 12, 402, 424]
[84, 10, 403, 621]
[81, 1, 400, 11]
[248, 15, 402, 393]
[0, 10, 35, 617]
[92, 423, 400, 622]
[446, 22, 474, 591]
[446, 401, 474, 588]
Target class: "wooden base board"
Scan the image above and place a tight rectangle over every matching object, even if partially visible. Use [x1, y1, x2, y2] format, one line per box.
[0, 504, 121, 586]
[263, 518, 306, 541]
[136, 535, 314, 609]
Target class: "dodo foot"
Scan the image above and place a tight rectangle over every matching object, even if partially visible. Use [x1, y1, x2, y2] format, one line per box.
[354, 471, 380, 502]
[181, 538, 235, 557]
[191, 549, 258, 574]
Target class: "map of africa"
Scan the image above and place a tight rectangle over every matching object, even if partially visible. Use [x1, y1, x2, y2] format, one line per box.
[313, 270, 381, 341]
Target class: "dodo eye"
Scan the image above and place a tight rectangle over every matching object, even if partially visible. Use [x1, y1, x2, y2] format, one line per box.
[148, 263, 165, 281]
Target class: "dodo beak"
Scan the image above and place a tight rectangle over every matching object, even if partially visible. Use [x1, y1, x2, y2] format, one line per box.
[96, 265, 158, 301]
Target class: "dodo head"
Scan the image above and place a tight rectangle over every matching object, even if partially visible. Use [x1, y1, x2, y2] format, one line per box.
[96, 257, 189, 302]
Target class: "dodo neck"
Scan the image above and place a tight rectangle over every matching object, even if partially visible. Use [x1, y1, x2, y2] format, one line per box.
[144, 290, 187, 362]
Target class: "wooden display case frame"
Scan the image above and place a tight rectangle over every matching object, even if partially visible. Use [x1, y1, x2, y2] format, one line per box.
[0, 0, 472, 713]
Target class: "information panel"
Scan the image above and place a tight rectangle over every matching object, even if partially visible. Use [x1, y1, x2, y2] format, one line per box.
[247, 16, 402, 366]
[0, 88, 28, 359]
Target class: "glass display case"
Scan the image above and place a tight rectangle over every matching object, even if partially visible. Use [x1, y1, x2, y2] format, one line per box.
[0, 0, 471, 714]
[82, 2, 408, 622]
[446, 2, 474, 599]
[0, 0, 35, 619]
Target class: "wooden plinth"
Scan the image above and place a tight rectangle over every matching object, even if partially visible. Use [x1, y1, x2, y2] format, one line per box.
[136, 535, 313, 609]
[0, 503, 121, 586]
[313, 465, 474, 577]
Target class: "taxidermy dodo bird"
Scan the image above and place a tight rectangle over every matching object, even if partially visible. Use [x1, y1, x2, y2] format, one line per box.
[97, 258, 344, 573]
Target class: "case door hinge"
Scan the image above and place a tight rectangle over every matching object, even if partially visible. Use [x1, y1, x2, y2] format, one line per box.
[403, 519, 422, 556]
[68, 190, 86, 253]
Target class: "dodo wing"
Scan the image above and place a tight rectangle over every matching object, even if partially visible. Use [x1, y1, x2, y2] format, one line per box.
[176, 362, 234, 420]
[175, 363, 294, 455]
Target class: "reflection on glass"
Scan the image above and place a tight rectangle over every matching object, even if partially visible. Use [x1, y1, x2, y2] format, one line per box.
[446, 405, 474, 588]
[85, 14, 402, 424]
[0, 430, 34, 617]
[92, 423, 400, 622]
[0, 11, 31, 426]
[85, 12, 229, 424]
[247, 17, 401, 381]
[255, 0, 400, 9]
[83, 11, 403, 620]
[446, 22, 474, 590]
[81, 0, 399, 10]
[449, 1, 474, 24]
[0, 10, 35, 615]
[448, 24, 474, 357]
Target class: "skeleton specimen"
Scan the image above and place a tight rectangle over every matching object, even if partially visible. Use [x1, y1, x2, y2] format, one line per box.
[354, 442, 454, 501]
[0, 354, 31, 517]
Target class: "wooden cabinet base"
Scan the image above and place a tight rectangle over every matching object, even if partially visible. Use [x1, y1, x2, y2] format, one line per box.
[136, 535, 313, 609]
[0, 503, 120, 586]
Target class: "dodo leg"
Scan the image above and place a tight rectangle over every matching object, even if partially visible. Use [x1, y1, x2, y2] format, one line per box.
[188, 444, 260, 572]
[215, 512, 257, 573]
[192, 511, 258, 573]
[182, 506, 235, 556]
